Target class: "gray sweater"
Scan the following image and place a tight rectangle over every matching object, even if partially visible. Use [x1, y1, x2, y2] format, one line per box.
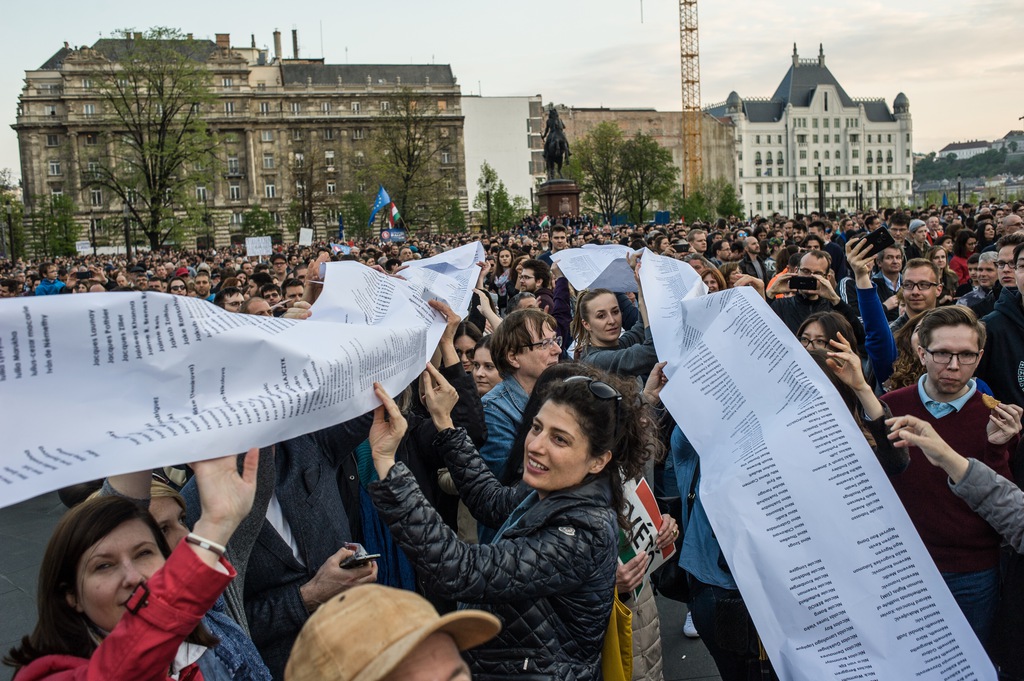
[951, 458, 1024, 554]
[579, 318, 658, 378]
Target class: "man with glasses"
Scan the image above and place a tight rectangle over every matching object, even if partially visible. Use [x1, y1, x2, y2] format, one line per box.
[889, 259, 943, 334]
[479, 308, 562, 479]
[766, 249, 864, 346]
[213, 286, 244, 313]
[883, 306, 1022, 648]
[871, 246, 904, 322]
[978, 241, 1024, 408]
[967, 232, 1024, 317]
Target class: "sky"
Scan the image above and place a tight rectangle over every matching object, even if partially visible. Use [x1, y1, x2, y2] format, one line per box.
[2, 0, 1022, 183]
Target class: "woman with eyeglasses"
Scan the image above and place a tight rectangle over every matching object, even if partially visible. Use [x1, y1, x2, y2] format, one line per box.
[366, 362, 658, 680]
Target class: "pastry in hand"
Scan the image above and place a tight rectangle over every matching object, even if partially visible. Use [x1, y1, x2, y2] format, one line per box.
[982, 394, 1001, 410]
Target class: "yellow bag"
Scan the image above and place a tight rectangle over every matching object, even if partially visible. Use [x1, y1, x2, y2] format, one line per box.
[601, 588, 634, 681]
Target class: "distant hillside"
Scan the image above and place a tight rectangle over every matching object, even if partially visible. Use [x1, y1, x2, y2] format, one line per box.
[914, 147, 1024, 182]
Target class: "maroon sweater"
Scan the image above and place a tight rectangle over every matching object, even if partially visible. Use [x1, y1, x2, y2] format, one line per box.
[882, 385, 1015, 572]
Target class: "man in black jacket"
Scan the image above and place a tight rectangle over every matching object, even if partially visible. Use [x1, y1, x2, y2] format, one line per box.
[766, 250, 865, 347]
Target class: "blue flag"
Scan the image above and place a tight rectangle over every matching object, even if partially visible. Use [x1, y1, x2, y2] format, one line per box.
[368, 186, 391, 226]
[338, 213, 345, 240]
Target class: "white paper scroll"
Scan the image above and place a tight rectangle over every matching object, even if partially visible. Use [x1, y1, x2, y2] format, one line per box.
[245, 236, 273, 257]
[551, 244, 642, 293]
[639, 248, 995, 681]
[0, 246, 489, 509]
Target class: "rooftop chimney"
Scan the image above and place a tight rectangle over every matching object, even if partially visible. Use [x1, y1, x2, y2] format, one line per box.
[215, 33, 230, 50]
[292, 29, 299, 59]
[251, 34, 256, 48]
[273, 30, 282, 60]
[818, 43, 825, 67]
[792, 43, 798, 68]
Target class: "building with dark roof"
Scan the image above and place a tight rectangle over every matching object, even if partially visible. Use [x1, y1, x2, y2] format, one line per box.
[14, 31, 465, 248]
[705, 44, 913, 216]
[938, 140, 990, 160]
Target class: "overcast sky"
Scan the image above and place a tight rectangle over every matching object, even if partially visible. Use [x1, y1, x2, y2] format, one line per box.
[2, 0, 1021, 182]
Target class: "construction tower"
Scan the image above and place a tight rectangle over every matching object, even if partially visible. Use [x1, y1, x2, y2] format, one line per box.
[679, 0, 702, 196]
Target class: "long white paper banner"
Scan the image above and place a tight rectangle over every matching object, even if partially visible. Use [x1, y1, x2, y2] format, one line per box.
[0, 248, 486, 508]
[639, 249, 995, 681]
[551, 244, 641, 293]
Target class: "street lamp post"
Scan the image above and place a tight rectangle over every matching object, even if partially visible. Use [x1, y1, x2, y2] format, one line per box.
[89, 207, 97, 256]
[485, 188, 492, 237]
[957, 174, 962, 206]
[204, 196, 213, 252]
[816, 164, 824, 214]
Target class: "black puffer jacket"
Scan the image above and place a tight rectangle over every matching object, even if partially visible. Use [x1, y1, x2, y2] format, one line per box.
[370, 427, 618, 681]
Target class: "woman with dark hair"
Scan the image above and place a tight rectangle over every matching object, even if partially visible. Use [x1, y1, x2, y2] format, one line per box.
[367, 362, 660, 680]
[453, 321, 483, 374]
[5, 451, 258, 680]
[702, 267, 726, 293]
[949, 229, 978, 286]
[489, 248, 515, 313]
[927, 246, 959, 307]
[470, 335, 500, 397]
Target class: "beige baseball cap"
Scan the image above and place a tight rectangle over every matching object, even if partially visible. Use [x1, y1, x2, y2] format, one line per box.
[284, 585, 501, 681]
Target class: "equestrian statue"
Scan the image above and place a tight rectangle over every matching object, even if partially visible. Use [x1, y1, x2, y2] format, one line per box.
[541, 107, 571, 180]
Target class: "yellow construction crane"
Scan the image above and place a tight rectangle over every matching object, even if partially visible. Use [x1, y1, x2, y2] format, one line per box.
[679, 0, 702, 196]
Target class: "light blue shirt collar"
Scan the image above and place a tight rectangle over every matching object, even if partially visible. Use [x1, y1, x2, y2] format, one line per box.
[917, 375, 977, 418]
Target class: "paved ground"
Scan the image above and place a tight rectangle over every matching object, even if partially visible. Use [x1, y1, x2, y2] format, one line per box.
[0, 493, 720, 681]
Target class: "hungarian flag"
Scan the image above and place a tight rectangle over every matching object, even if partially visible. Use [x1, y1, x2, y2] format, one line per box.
[538, 214, 550, 228]
[388, 202, 402, 227]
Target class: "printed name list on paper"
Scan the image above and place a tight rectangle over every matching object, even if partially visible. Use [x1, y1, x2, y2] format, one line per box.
[639, 249, 994, 681]
[0, 248, 487, 509]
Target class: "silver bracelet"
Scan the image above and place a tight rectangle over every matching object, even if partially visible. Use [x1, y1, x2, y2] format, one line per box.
[185, 533, 226, 557]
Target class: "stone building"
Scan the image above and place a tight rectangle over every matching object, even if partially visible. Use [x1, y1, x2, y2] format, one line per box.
[704, 44, 913, 216]
[13, 32, 466, 248]
[558, 106, 736, 188]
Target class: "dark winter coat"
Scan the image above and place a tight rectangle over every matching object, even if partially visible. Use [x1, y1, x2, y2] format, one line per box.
[370, 427, 618, 681]
[979, 288, 1024, 408]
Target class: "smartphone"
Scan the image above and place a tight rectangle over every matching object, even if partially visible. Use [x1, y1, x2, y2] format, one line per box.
[862, 226, 897, 258]
[340, 552, 381, 569]
[75, 271, 92, 280]
[789, 276, 819, 291]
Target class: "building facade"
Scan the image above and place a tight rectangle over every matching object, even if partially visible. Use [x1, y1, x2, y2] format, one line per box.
[461, 95, 545, 214]
[13, 32, 466, 248]
[705, 45, 913, 217]
[938, 140, 990, 160]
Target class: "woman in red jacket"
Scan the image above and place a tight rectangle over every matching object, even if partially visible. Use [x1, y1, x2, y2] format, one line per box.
[4, 449, 258, 680]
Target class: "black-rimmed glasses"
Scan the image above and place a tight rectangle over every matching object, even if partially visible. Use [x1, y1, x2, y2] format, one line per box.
[526, 336, 562, 351]
[923, 348, 980, 365]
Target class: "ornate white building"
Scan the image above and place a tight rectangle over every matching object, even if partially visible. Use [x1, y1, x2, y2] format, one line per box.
[705, 45, 913, 217]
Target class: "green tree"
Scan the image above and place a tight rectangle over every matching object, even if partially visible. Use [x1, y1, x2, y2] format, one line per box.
[339, 192, 372, 241]
[714, 181, 745, 219]
[1, 198, 26, 260]
[79, 27, 219, 250]
[363, 89, 456, 227]
[286, 134, 339, 240]
[28, 194, 79, 257]
[438, 198, 467, 234]
[241, 207, 278, 238]
[573, 122, 625, 223]
[620, 132, 678, 224]
[473, 162, 520, 233]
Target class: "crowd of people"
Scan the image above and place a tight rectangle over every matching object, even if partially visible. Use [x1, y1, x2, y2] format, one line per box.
[3, 200, 1024, 680]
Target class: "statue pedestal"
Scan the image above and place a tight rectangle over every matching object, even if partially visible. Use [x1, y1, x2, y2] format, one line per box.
[536, 179, 581, 218]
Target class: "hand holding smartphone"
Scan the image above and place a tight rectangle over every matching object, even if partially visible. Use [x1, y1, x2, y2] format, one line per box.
[339, 543, 380, 569]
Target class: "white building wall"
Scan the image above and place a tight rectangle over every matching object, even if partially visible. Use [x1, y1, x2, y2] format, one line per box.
[461, 95, 539, 212]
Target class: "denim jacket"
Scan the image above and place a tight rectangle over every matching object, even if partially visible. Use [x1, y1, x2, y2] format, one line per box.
[200, 597, 273, 681]
[479, 376, 530, 478]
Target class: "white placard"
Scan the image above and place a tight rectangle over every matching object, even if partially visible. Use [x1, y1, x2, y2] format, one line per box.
[0, 252, 489, 508]
[640, 248, 995, 681]
[245, 236, 273, 257]
[298, 228, 313, 246]
[75, 240, 91, 254]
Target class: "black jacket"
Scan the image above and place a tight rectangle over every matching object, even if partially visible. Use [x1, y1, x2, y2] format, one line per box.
[979, 288, 1024, 408]
[371, 428, 618, 681]
[769, 294, 866, 349]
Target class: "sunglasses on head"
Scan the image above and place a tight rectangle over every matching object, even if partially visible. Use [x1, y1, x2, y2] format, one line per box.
[562, 375, 623, 443]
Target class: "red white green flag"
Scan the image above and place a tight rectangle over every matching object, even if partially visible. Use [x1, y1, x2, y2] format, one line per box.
[388, 202, 402, 227]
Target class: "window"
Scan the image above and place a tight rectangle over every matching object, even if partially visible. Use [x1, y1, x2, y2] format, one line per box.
[229, 183, 241, 200]
[437, 100, 447, 112]
[887, 180, 893, 190]
[797, 134, 807, 144]
[324, 128, 335, 140]
[849, 134, 859, 143]
[441, 151, 452, 164]
[766, 154, 773, 165]
[292, 129, 303, 141]
[825, 167, 830, 175]
[261, 130, 274, 142]
[755, 135, 761, 144]
[799, 149, 807, 159]
[90, 188, 102, 206]
[227, 156, 240, 175]
[46, 134, 60, 147]
[825, 182, 831, 192]
[259, 102, 270, 115]
[799, 183, 807, 193]
[224, 101, 234, 115]
[263, 153, 275, 169]
[776, 152, 783, 165]
[756, 202, 763, 211]
[81, 78, 92, 89]
[756, 168, 762, 177]
[354, 152, 365, 166]
[834, 118, 840, 128]
[322, 102, 332, 114]
[380, 101, 390, 111]
[755, 184, 762, 195]
[867, 151, 874, 163]
[835, 166, 841, 176]
[50, 185, 63, 197]
[325, 150, 335, 169]
[867, 134, 873, 143]
[852, 149, 859, 158]
[291, 102, 302, 114]
[887, 165, 892, 174]
[824, 150, 830, 160]
[87, 161, 100, 179]
[813, 151, 820, 160]
[824, 118, 830, 128]
[755, 152, 762, 165]
[906, 133, 910, 143]
[85, 133, 98, 146]
[83, 104, 95, 117]
[196, 185, 208, 202]
[48, 159, 61, 176]
[265, 181, 276, 199]
[767, 201, 773, 211]
[833, 135, 839, 144]
[813, 134, 819, 144]
[294, 152, 304, 168]
[887, 134, 893, 143]
[853, 165, 859, 175]
[351, 102, 361, 113]
[877, 165, 882, 175]
[352, 128, 364, 140]
[835, 151, 841, 159]
[326, 181, 336, 195]
[222, 77, 234, 87]
[231, 212, 244, 225]
[766, 168, 772, 176]
[357, 182, 366, 192]
[867, 166, 872, 175]
[800, 167, 807, 176]
[777, 135, 783, 144]
[812, 118, 819, 128]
